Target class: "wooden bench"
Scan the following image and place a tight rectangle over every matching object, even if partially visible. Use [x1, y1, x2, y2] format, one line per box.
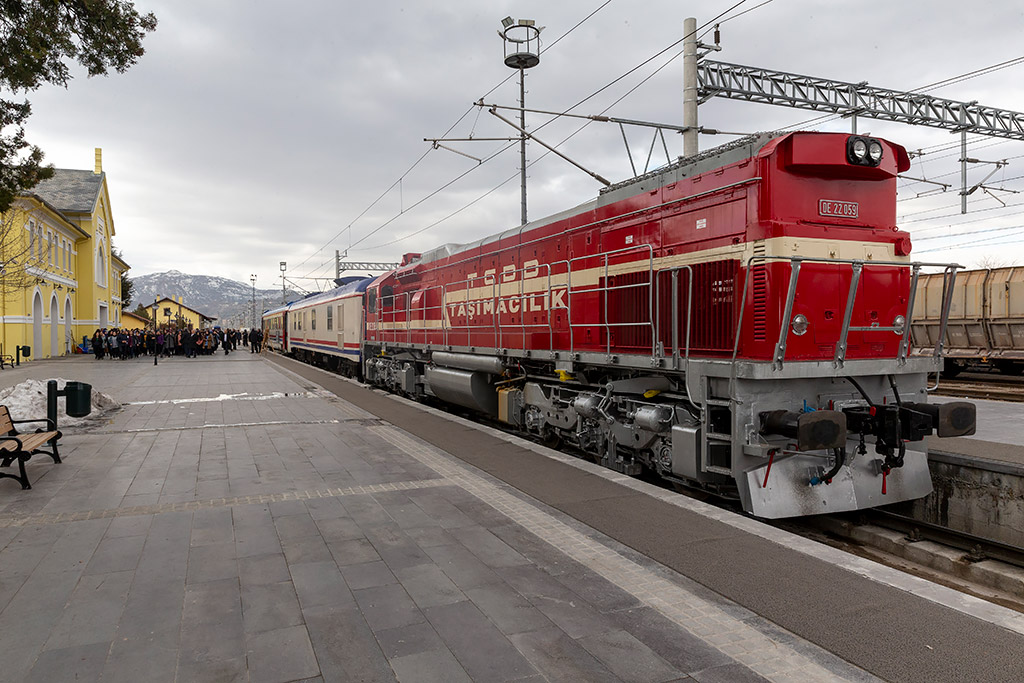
[0, 405, 62, 490]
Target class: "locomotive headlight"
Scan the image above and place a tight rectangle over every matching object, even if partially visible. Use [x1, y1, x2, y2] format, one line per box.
[868, 140, 884, 164]
[893, 314, 906, 335]
[847, 136, 884, 167]
[851, 139, 867, 160]
[791, 313, 809, 336]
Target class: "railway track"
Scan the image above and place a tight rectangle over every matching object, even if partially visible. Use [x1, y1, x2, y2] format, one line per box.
[933, 372, 1024, 402]
[782, 508, 1024, 610]
[862, 509, 1024, 570]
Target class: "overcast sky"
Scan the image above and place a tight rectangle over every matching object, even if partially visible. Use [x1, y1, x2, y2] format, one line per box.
[22, 0, 1024, 291]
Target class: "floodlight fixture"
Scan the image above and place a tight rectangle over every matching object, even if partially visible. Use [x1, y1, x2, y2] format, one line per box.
[497, 16, 543, 227]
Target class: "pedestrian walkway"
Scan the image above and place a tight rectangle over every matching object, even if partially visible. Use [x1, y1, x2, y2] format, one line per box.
[0, 354, 870, 682]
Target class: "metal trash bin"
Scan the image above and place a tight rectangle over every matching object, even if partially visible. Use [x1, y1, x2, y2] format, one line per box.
[64, 381, 92, 417]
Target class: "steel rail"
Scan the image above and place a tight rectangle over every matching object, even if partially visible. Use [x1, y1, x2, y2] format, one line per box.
[862, 508, 1024, 570]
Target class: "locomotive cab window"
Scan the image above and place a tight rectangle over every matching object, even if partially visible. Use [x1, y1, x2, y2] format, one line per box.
[366, 288, 377, 314]
[381, 285, 394, 310]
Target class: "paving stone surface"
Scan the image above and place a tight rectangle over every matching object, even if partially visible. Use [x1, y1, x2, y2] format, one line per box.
[0, 354, 872, 682]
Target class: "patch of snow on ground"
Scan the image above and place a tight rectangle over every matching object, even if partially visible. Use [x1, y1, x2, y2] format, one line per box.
[0, 378, 121, 428]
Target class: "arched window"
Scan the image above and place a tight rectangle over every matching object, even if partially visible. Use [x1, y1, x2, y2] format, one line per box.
[95, 243, 107, 286]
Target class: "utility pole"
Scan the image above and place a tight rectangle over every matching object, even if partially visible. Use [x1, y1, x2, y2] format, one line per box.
[152, 298, 158, 365]
[250, 274, 256, 329]
[280, 261, 287, 304]
[682, 16, 698, 157]
[518, 67, 528, 225]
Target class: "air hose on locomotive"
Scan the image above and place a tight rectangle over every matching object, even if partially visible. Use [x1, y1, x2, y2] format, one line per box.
[809, 448, 846, 486]
[844, 375, 905, 473]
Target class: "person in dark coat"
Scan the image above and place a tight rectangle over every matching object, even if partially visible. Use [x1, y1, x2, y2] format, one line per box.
[92, 329, 104, 360]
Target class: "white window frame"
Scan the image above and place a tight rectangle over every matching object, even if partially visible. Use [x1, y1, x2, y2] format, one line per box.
[95, 240, 107, 288]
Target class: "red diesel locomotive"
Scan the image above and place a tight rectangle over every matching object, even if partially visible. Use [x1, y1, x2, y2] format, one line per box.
[273, 131, 976, 518]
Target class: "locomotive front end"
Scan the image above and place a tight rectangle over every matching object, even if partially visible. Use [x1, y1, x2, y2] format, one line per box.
[722, 132, 977, 517]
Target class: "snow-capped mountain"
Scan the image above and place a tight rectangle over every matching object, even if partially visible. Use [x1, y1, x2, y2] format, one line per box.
[130, 270, 301, 326]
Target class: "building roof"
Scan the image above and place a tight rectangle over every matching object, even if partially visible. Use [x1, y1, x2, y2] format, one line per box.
[122, 310, 151, 324]
[17, 194, 90, 239]
[153, 297, 217, 322]
[31, 169, 105, 214]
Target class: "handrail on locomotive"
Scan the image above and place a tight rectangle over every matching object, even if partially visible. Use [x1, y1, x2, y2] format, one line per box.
[731, 254, 962, 393]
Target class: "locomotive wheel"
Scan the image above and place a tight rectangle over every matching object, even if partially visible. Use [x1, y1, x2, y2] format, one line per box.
[541, 432, 562, 450]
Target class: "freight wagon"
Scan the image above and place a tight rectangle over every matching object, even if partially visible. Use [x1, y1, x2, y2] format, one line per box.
[912, 267, 1024, 376]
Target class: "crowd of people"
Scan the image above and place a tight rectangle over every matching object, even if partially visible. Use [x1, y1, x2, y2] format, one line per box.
[89, 327, 264, 360]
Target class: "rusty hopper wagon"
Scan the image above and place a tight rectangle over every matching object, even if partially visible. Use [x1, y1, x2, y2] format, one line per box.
[912, 267, 1024, 377]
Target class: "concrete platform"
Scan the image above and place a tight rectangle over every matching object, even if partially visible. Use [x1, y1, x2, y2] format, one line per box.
[0, 353, 1020, 682]
[929, 396, 1024, 472]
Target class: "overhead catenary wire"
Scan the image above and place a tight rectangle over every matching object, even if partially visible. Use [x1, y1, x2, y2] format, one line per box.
[300, 8, 1024, 274]
[395, 37, 1024, 260]
[917, 225, 1024, 253]
[348, 0, 756, 255]
[295, 0, 615, 279]
[360, 5, 1024, 259]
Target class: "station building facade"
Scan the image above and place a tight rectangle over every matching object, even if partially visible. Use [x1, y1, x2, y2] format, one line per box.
[120, 310, 151, 331]
[0, 149, 125, 360]
[147, 296, 217, 330]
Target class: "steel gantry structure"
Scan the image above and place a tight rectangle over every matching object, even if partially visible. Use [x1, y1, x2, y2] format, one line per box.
[696, 61, 1024, 141]
[692, 59, 1024, 213]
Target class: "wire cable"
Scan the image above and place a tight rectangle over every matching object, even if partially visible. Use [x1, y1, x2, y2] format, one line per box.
[295, 1, 615, 278]
[339, 1, 755, 257]
[350, 2, 753, 254]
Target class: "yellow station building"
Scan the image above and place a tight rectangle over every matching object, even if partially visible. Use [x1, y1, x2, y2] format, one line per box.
[120, 310, 151, 331]
[146, 296, 217, 330]
[0, 149, 125, 359]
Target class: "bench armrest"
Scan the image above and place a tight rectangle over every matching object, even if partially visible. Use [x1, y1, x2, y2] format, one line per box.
[0, 435, 25, 449]
[11, 417, 57, 431]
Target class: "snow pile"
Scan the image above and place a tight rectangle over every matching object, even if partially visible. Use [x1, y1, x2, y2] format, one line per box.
[0, 378, 121, 428]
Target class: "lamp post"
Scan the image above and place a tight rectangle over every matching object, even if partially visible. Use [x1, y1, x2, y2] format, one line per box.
[152, 298, 159, 365]
[280, 261, 287, 305]
[250, 274, 257, 329]
[499, 17, 542, 226]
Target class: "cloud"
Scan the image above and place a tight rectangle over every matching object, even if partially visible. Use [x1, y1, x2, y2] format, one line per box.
[16, 0, 1024, 282]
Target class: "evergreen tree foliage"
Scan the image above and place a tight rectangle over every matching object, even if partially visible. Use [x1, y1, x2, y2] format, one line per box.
[0, 2, 157, 211]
